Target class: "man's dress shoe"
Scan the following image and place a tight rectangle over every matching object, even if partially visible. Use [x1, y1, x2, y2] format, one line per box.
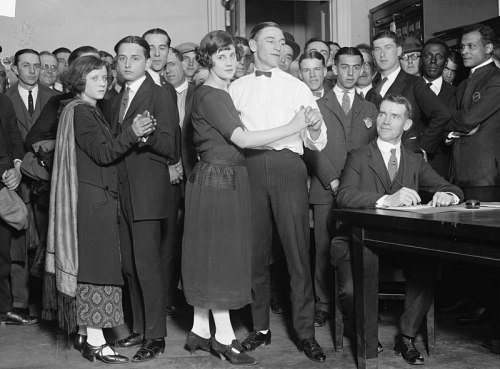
[109, 332, 143, 348]
[0, 308, 38, 325]
[394, 335, 424, 365]
[314, 310, 329, 327]
[132, 338, 165, 362]
[241, 330, 271, 351]
[297, 338, 326, 363]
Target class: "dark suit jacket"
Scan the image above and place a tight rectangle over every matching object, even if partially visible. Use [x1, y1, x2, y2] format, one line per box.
[303, 91, 378, 205]
[180, 82, 198, 178]
[447, 62, 500, 188]
[336, 140, 464, 209]
[5, 83, 58, 141]
[110, 74, 179, 220]
[0, 93, 24, 190]
[366, 70, 451, 154]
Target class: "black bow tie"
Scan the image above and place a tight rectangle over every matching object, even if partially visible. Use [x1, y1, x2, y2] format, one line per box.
[255, 70, 272, 78]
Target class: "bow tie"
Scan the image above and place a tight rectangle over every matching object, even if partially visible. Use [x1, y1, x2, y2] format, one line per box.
[255, 70, 272, 78]
[312, 91, 323, 98]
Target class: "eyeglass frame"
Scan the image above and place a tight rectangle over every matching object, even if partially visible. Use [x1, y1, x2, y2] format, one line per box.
[399, 52, 421, 62]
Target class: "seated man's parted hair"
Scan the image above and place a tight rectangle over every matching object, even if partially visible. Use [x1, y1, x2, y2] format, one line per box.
[334, 47, 364, 65]
[249, 22, 281, 41]
[63, 55, 111, 95]
[462, 23, 498, 47]
[114, 36, 151, 59]
[304, 38, 330, 52]
[196, 30, 240, 69]
[383, 94, 413, 120]
[67, 46, 99, 66]
[372, 30, 400, 46]
[298, 51, 326, 67]
[13, 49, 39, 66]
[142, 28, 171, 48]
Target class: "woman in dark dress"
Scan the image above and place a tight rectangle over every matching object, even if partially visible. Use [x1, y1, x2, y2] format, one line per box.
[182, 30, 310, 365]
[46, 56, 154, 364]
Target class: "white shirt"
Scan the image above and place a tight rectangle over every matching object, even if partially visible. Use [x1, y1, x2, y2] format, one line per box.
[18, 84, 38, 111]
[229, 67, 327, 154]
[147, 69, 161, 86]
[123, 75, 147, 117]
[175, 79, 189, 128]
[423, 76, 443, 95]
[333, 84, 355, 110]
[471, 58, 493, 74]
[380, 66, 401, 97]
[356, 83, 372, 98]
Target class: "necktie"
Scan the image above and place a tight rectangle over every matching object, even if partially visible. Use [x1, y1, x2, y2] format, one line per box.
[373, 77, 388, 97]
[388, 148, 398, 181]
[359, 91, 365, 99]
[119, 86, 130, 124]
[341, 90, 350, 115]
[255, 70, 272, 78]
[426, 82, 432, 87]
[28, 90, 34, 116]
[312, 91, 322, 98]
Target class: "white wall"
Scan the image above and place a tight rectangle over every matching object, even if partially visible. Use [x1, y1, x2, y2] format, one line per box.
[349, 0, 386, 46]
[0, 0, 224, 58]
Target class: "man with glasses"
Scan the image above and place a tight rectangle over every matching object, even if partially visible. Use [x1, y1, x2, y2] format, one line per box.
[366, 31, 451, 160]
[38, 52, 60, 91]
[399, 36, 422, 76]
[355, 46, 376, 98]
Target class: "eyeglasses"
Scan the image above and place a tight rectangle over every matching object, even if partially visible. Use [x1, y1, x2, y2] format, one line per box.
[41, 64, 58, 73]
[399, 53, 421, 62]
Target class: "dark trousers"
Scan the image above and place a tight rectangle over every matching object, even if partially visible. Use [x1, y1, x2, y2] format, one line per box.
[161, 184, 181, 307]
[0, 220, 13, 313]
[331, 231, 435, 337]
[119, 176, 166, 339]
[245, 149, 315, 340]
[313, 204, 333, 312]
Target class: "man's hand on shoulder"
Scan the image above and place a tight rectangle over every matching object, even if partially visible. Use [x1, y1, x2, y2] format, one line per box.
[382, 187, 421, 207]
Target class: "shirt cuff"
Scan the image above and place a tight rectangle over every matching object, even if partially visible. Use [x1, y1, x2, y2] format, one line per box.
[375, 195, 388, 208]
[445, 192, 460, 205]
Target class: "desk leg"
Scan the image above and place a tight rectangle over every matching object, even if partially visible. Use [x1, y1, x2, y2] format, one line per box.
[352, 226, 379, 369]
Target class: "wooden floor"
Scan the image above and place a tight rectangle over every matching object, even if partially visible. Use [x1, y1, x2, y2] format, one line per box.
[1, 302, 500, 369]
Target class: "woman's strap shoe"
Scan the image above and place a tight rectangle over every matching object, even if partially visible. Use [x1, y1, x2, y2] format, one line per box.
[211, 339, 258, 365]
[81, 342, 129, 364]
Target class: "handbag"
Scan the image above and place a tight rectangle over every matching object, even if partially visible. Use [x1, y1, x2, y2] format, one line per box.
[0, 186, 28, 230]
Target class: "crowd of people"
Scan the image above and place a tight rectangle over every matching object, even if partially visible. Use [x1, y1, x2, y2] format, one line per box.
[0, 19, 499, 367]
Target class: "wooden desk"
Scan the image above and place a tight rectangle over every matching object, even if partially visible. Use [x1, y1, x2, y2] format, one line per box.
[332, 208, 500, 369]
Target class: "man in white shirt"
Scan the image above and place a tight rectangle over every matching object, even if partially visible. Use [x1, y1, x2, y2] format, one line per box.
[335, 94, 463, 365]
[230, 21, 327, 363]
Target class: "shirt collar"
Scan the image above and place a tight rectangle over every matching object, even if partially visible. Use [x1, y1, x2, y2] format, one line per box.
[126, 75, 147, 93]
[377, 137, 401, 154]
[333, 84, 355, 95]
[18, 83, 38, 94]
[423, 76, 443, 94]
[356, 84, 372, 94]
[382, 66, 401, 85]
[147, 69, 161, 86]
[175, 78, 189, 93]
[471, 58, 493, 74]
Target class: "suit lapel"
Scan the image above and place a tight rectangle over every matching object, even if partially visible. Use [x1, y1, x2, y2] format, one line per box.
[386, 70, 406, 95]
[123, 77, 151, 123]
[324, 90, 349, 134]
[8, 87, 30, 133]
[367, 141, 391, 193]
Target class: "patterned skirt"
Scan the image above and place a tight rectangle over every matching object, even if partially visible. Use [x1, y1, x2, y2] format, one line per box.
[76, 283, 124, 328]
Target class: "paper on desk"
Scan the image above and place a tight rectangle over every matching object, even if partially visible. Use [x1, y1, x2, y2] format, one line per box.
[384, 203, 500, 214]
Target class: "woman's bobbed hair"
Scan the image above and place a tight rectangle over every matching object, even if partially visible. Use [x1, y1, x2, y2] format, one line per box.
[196, 30, 242, 69]
[62, 55, 111, 95]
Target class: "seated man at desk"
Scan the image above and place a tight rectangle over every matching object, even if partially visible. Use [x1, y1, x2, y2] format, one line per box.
[331, 94, 463, 365]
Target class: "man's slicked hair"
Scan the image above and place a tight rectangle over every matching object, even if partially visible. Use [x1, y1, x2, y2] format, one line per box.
[383, 94, 413, 120]
[249, 22, 281, 41]
[142, 28, 171, 48]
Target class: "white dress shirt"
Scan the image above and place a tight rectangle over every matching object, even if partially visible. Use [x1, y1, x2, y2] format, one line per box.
[380, 66, 401, 97]
[123, 75, 147, 118]
[333, 84, 355, 110]
[175, 79, 189, 128]
[356, 83, 372, 98]
[18, 84, 38, 111]
[229, 67, 327, 154]
[147, 69, 161, 86]
[423, 76, 443, 95]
